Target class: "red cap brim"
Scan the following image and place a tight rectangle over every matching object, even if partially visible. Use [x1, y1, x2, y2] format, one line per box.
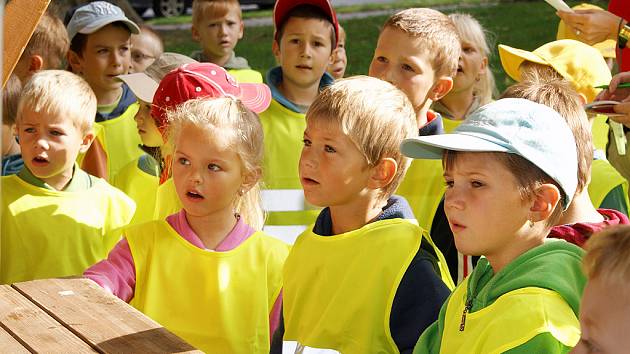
[239, 83, 272, 114]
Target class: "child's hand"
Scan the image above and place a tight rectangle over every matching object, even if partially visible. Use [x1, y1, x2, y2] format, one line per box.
[597, 72, 630, 103]
[556, 9, 621, 45]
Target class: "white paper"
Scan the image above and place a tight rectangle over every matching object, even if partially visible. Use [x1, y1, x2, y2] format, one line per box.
[544, 0, 573, 12]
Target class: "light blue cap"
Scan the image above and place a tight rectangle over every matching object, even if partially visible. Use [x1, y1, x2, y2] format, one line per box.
[400, 98, 578, 209]
[67, 1, 140, 42]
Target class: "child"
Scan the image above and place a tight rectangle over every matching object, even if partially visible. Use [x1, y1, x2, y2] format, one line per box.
[260, 0, 338, 243]
[13, 10, 68, 84]
[503, 76, 630, 247]
[327, 24, 347, 79]
[2, 75, 23, 175]
[368, 8, 460, 236]
[572, 225, 630, 353]
[499, 39, 629, 216]
[1, 70, 135, 284]
[403, 98, 586, 353]
[66, 1, 142, 181]
[114, 53, 196, 225]
[129, 25, 164, 74]
[148, 62, 272, 220]
[85, 98, 288, 353]
[278, 76, 452, 353]
[432, 13, 496, 132]
[190, 0, 263, 83]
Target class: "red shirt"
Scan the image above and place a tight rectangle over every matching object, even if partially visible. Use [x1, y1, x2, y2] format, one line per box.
[609, 0, 630, 71]
[548, 209, 630, 247]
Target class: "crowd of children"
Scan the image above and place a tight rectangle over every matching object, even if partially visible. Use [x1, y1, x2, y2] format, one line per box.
[3, 0, 630, 352]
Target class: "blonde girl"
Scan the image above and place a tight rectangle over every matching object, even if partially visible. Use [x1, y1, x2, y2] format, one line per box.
[433, 13, 497, 132]
[85, 98, 289, 353]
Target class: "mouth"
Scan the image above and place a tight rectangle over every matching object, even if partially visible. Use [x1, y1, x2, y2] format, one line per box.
[449, 220, 466, 233]
[185, 190, 204, 200]
[219, 40, 231, 47]
[32, 156, 49, 166]
[301, 177, 319, 187]
[296, 65, 312, 70]
[457, 65, 464, 74]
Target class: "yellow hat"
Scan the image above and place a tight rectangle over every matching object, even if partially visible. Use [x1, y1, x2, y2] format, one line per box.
[3, 0, 51, 88]
[557, 3, 617, 59]
[498, 39, 612, 103]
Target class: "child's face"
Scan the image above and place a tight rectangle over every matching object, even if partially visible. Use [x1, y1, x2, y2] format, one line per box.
[273, 17, 334, 90]
[443, 152, 531, 261]
[327, 35, 347, 80]
[17, 106, 92, 190]
[572, 276, 630, 354]
[134, 101, 163, 147]
[369, 27, 437, 116]
[192, 8, 243, 61]
[129, 33, 160, 74]
[451, 39, 487, 93]
[70, 24, 131, 95]
[172, 123, 247, 219]
[299, 118, 373, 207]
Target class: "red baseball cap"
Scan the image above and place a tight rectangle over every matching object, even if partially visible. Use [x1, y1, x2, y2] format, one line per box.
[273, 0, 340, 48]
[151, 63, 271, 131]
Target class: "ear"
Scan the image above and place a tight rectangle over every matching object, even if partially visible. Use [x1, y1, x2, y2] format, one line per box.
[529, 183, 561, 222]
[67, 50, 83, 75]
[428, 77, 454, 102]
[367, 157, 397, 190]
[238, 19, 244, 40]
[240, 167, 261, 194]
[577, 93, 587, 105]
[79, 131, 96, 154]
[27, 55, 44, 73]
[272, 40, 281, 63]
[191, 25, 200, 42]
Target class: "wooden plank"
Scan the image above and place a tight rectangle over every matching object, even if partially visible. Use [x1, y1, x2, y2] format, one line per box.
[0, 284, 96, 353]
[0, 324, 30, 353]
[13, 278, 201, 354]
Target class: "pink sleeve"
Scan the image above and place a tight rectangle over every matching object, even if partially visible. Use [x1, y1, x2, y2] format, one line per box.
[84, 239, 136, 303]
[269, 290, 282, 340]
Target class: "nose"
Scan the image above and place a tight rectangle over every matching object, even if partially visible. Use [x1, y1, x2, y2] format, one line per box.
[35, 136, 50, 150]
[300, 42, 313, 59]
[299, 146, 317, 172]
[188, 166, 204, 185]
[219, 23, 228, 35]
[444, 184, 464, 211]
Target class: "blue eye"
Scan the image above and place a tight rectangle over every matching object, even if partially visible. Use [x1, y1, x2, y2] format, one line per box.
[208, 163, 221, 172]
[324, 145, 336, 153]
[178, 158, 190, 165]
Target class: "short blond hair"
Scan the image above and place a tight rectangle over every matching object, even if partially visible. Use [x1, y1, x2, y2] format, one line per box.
[383, 8, 460, 78]
[449, 13, 497, 105]
[3, 75, 22, 126]
[192, 0, 242, 25]
[502, 69, 592, 194]
[583, 225, 630, 289]
[17, 70, 96, 134]
[21, 12, 69, 71]
[167, 97, 264, 230]
[307, 76, 418, 198]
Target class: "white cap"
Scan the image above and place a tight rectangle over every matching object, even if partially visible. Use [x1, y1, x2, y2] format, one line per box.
[67, 1, 139, 41]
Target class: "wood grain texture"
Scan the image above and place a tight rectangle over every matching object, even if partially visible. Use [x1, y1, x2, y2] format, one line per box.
[0, 325, 30, 354]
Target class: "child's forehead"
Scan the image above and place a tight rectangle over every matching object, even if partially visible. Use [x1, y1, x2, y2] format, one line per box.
[197, 3, 241, 21]
[282, 17, 333, 39]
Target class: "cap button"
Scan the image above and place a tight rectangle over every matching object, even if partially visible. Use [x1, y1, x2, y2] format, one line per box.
[195, 87, 202, 92]
[211, 70, 217, 75]
[165, 96, 170, 102]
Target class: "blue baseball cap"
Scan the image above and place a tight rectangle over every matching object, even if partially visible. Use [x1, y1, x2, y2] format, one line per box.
[67, 1, 139, 42]
[400, 98, 578, 209]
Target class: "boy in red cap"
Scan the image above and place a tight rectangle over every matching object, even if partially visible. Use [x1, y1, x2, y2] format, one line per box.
[260, 0, 339, 244]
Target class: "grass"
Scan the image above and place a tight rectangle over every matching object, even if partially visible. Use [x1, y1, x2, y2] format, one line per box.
[158, 0, 609, 93]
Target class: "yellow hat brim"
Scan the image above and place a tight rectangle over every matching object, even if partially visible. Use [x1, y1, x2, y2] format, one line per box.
[498, 44, 550, 83]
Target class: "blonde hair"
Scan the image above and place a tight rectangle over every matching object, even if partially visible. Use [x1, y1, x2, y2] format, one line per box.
[583, 225, 630, 288]
[17, 70, 96, 133]
[383, 8, 460, 78]
[307, 76, 418, 198]
[503, 68, 592, 194]
[3, 75, 22, 126]
[167, 98, 265, 230]
[192, 0, 242, 25]
[449, 13, 497, 104]
[21, 11, 69, 71]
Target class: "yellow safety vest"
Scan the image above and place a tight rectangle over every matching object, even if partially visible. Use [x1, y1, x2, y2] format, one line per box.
[1, 175, 135, 284]
[442, 117, 463, 133]
[153, 177, 182, 220]
[283, 219, 451, 353]
[127, 221, 288, 353]
[259, 99, 320, 243]
[588, 158, 630, 209]
[440, 278, 580, 353]
[396, 159, 446, 232]
[591, 114, 609, 152]
[91, 102, 143, 180]
[228, 68, 264, 84]
[111, 156, 159, 225]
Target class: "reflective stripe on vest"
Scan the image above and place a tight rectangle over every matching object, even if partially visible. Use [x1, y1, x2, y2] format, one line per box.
[283, 219, 421, 353]
[128, 221, 289, 353]
[1, 175, 135, 284]
[263, 225, 308, 244]
[441, 278, 580, 353]
[588, 158, 630, 209]
[282, 341, 340, 353]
